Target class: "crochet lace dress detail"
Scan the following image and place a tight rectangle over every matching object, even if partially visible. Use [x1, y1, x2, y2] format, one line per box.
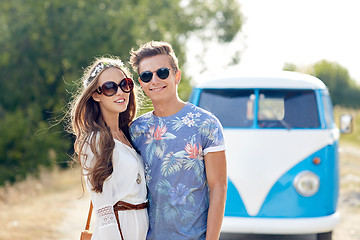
[96, 206, 117, 227]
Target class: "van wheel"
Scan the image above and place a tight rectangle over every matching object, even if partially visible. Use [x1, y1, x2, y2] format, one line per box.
[317, 231, 332, 240]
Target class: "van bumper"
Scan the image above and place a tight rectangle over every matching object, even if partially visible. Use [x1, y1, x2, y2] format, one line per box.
[221, 212, 339, 234]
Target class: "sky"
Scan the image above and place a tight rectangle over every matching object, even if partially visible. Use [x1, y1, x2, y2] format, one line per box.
[186, 0, 360, 85]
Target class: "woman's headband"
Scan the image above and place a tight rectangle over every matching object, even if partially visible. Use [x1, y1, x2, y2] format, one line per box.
[84, 61, 125, 87]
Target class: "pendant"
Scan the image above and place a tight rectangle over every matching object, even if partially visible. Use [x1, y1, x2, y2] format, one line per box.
[136, 173, 141, 184]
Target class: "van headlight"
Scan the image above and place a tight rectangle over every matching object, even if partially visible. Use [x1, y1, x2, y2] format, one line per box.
[294, 171, 320, 197]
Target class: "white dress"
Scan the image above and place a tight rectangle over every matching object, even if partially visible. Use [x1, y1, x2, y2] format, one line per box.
[83, 135, 148, 240]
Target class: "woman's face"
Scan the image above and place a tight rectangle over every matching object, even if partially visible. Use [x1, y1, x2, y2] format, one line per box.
[92, 67, 131, 118]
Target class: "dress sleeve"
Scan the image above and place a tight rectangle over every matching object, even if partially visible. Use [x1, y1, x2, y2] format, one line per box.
[82, 142, 123, 240]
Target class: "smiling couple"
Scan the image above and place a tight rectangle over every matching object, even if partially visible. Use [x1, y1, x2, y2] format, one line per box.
[70, 41, 227, 240]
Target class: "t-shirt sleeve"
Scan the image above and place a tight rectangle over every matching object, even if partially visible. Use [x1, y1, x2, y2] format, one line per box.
[202, 113, 226, 155]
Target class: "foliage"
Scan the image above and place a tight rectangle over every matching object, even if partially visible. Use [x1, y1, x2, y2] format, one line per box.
[282, 62, 297, 72]
[0, 107, 71, 185]
[283, 60, 360, 108]
[0, 0, 243, 185]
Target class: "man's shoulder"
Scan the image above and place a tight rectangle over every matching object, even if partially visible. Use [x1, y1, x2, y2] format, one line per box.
[186, 102, 219, 120]
[129, 112, 153, 142]
[131, 111, 153, 126]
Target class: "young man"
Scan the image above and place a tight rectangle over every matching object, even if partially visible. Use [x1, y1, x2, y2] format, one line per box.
[129, 41, 227, 240]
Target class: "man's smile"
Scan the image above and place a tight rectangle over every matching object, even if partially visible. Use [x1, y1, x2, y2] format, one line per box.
[150, 86, 166, 92]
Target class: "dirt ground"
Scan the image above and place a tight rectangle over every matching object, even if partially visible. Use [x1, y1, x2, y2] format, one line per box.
[0, 144, 359, 240]
[333, 145, 360, 240]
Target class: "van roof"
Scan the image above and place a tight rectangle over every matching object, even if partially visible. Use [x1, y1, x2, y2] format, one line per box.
[195, 71, 327, 89]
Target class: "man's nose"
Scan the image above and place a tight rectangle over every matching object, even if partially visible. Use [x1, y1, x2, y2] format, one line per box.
[151, 73, 162, 83]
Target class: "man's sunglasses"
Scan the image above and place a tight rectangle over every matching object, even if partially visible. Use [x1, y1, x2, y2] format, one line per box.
[95, 78, 134, 96]
[139, 67, 173, 83]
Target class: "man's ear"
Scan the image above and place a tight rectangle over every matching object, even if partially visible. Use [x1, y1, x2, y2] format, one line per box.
[138, 77, 144, 88]
[92, 92, 101, 102]
[175, 70, 181, 85]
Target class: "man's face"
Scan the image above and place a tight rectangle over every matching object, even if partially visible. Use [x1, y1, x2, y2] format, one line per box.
[138, 54, 180, 103]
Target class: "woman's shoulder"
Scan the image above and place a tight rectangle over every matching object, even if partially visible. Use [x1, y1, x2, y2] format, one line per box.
[82, 131, 99, 146]
[81, 131, 100, 168]
[81, 131, 101, 156]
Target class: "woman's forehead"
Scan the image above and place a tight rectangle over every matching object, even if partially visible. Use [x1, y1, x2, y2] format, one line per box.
[97, 67, 126, 84]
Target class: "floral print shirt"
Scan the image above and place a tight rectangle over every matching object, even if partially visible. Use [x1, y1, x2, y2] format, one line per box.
[129, 102, 226, 240]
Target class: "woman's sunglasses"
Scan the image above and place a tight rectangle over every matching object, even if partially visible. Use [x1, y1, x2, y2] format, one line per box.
[95, 78, 134, 96]
[139, 67, 173, 83]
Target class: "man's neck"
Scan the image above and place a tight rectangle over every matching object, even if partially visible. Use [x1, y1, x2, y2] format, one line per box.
[152, 98, 186, 117]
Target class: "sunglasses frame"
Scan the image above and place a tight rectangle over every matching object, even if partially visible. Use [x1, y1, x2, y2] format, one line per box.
[139, 67, 175, 83]
[95, 78, 134, 96]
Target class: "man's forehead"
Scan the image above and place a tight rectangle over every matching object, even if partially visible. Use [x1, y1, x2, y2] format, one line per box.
[139, 55, 171, 71]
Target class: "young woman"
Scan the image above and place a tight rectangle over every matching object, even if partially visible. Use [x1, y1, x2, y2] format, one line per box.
[69, 57, 148, 240]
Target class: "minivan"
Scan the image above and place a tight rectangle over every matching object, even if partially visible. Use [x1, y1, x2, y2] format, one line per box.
[189, 71, 351, 240]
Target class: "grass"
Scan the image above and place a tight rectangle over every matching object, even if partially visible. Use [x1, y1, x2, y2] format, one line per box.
[0, 167, 84, 240]
[335, 107, 360, 214]
[334, 106, 360, 147]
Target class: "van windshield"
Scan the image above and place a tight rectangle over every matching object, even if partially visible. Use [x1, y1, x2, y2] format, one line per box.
[258, 90, 320, 129]
[198, 89, 254, 128]
[198, 89, 320, 129]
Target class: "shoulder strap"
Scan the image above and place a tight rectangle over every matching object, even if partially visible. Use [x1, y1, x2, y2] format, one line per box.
[85, 201, 93, 231]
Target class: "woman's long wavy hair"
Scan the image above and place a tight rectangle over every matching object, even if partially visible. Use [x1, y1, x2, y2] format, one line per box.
[69, 56, 138, 193]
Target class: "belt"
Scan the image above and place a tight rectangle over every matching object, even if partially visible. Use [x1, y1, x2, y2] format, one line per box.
[113, 200, 149, 240]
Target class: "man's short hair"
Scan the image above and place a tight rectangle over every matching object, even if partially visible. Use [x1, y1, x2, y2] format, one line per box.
[130, 41, 179, 74]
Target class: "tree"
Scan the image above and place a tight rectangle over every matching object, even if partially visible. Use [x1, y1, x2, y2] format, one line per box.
[283, 60, 360, 108]
[0, 0, 243, 185]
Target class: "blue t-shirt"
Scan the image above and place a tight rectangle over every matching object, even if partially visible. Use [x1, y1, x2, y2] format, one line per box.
[129, 102, 226, 240]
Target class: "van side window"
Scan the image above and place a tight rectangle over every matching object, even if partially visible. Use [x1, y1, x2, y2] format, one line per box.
[198, 89, 254, 128]
[321, 92, 335, 128]
[258, 90, 320, 129]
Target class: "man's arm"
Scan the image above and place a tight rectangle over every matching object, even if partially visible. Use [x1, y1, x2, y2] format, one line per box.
[204, 150, 227, 240]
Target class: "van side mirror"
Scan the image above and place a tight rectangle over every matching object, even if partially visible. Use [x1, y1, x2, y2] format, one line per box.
[340, 114, 353, 134]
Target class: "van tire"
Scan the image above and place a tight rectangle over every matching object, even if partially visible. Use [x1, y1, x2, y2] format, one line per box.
[317, 231, 332, 240]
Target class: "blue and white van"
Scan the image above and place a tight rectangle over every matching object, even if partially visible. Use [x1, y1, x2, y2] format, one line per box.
[189, 71, 345, 240]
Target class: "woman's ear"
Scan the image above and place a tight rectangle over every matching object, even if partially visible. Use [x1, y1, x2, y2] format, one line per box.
[92, 92, 101, 102]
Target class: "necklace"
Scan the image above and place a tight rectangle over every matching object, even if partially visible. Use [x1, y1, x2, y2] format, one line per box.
[112, 130, 142, 184]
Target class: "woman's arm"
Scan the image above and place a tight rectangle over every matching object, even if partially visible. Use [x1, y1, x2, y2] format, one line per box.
[83, 143, 123, 240]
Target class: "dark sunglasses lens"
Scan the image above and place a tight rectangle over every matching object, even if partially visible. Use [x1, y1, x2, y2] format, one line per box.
[156, 68, 170, 79]
[102, 81, 117, 96]
[120, 78, 134, 93]
[139, 71, 153, 82]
